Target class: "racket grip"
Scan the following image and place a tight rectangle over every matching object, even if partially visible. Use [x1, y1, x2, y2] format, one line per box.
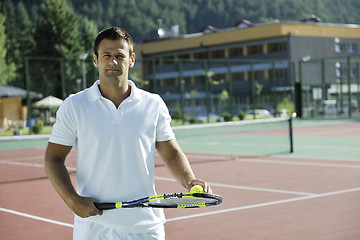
[94, 202, 116, 210]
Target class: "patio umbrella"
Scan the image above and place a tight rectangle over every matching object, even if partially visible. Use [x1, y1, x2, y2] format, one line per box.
[33, 95, 63, 108]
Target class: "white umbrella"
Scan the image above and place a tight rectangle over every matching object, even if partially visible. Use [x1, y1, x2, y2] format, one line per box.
[33, 95, 63, 108]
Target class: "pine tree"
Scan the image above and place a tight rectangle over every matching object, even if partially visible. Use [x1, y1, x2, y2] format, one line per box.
[32, 0, 83, 97]
[0, 8, 16, 85]
[34, 0, 81, 58]
[5, 2, 36, 88]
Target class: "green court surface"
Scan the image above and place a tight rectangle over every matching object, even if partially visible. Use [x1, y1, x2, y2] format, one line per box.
[0, 135, 50, 150]
[286, 119, 360, 161]
[174, 118, 360, 161]
[1, 118, 359, 161]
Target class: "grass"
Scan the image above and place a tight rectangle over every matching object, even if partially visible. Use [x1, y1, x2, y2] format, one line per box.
[0, 126, 53, 137]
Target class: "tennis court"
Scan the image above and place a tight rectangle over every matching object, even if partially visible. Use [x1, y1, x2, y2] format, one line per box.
[1, 118, 359, 239]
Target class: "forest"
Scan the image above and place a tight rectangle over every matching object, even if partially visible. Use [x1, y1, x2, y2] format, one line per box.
[1, 0, 359, 97]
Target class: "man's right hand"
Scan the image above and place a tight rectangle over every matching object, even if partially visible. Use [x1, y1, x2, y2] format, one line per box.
[69, 196, 103, 218]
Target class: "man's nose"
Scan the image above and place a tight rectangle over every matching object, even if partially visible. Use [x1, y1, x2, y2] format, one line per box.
[110, 56, 118, 64]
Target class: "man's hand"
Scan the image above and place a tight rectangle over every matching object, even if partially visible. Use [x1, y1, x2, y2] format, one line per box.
[45, 143, 103, 218]
[187, 179, 213, 194]
[69, 196, 103, 218]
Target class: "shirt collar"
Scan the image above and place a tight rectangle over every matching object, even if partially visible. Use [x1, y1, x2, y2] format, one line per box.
[88, 80, 141, 103]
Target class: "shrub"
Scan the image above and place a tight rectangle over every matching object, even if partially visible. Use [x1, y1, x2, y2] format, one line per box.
[221, 112, 232, 121]
[238, 112, 246, 120]
[32, 122, 44, 134]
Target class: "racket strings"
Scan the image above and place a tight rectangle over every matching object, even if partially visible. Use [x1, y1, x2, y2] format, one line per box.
[154, 196, 217, 206]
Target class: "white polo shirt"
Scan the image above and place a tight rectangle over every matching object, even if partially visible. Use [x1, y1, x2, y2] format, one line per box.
[49, 80, 175, 233]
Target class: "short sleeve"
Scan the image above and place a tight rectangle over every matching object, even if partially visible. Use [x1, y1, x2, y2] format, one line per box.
[49, 97, 77, 146]
[155, 96, 175, 142]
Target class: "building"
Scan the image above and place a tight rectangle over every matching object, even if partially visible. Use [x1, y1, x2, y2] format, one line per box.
[134, 17, 360, 118]
[0, 86, 42, 129]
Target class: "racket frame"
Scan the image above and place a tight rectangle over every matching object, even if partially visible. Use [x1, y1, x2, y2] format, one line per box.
[94, 192, 222, 210]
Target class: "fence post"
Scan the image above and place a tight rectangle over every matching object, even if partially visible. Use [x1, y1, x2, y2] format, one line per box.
[347, 56, 352, 118]
[25, 57, 32, 135]
[152, 59, 157, 93]
[272, 61, 277, 115]
[251, 62, 256, 119]
[60, 59, 66, 99]
[321, 58, 326, 117]
[357, 63, 360, 107]
[179, 60, 185, 124]
[204, 60, 210, 122]
[227, 61, 234, 116]
[339, 65, 344, 115]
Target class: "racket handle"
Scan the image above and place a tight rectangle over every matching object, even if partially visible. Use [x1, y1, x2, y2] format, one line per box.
[94, 202, 116, 210]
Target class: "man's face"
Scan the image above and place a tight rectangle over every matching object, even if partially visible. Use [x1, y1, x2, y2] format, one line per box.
[93, 39, 135, 83]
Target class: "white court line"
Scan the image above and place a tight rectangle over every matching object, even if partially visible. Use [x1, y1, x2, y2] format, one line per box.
[0, 152, 76, 163]
[0, 160, 76, 171]
[178, 140, 360, 151]
[182, 152, 360, 168]
[1, 187, 359, 227]
[155, 176, 315, 196]
[166, 187, 360, 222]
[0, 207, 73, 228]
[236, 158, 360, 169]
[178, 152, 360, 169]
[0, 156, 44, 162]
[179, 140, 288, 148]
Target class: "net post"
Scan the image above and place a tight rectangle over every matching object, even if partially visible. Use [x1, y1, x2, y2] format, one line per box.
[289, 117, 294, 153]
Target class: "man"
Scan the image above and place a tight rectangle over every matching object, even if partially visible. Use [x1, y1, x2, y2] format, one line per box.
[45, 27, 212, 239]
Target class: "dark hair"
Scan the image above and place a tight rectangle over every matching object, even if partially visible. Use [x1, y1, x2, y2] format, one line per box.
[93, 27, 134, 57]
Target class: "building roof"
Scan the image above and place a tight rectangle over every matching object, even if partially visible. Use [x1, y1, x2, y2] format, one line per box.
[0, 85, 43, 99]
[135, 16, 360, 56]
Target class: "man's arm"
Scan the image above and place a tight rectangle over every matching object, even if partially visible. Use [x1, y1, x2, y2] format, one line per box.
[45, 142, 102, 217]
[156, 139, 212, 193]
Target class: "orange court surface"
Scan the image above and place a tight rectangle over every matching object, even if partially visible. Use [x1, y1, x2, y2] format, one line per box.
[1, 118, 360, 239]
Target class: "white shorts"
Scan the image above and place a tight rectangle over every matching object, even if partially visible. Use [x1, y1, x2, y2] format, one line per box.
[73, 217, 165, 240]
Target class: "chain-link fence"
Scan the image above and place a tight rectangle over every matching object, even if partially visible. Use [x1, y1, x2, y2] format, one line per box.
[19, 55, 360, 134]
[131, 56, 360, 123]
[298, 56, 360, 118]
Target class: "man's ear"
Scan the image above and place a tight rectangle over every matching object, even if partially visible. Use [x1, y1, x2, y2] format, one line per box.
[93, 53, 98, 67]
[129, 52, 136, 68]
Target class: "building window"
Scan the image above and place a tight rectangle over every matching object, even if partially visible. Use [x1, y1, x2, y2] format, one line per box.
[190, 76, 202, 85]
[210, 74, 226, 84]
[209, 49, 225, 59]
[178, 54, 191, 59]
[160, 78, 177, 87]
[335, 43, 346, 53]
[267, 42, 287, 53]
[247, 45, 263, 55]
[232, 72, 245, 82]
[335, 62, 342, 78]
[184, 77, 192, 85]
[340, 67, 358, 78]
[193, 52, 207, 59]
[348, 43, 358, 54]
[270, 68, 288, 78]
[254, 70, 264, 80]
[228, 47, 243, 57]
[335, 42, 357, 54]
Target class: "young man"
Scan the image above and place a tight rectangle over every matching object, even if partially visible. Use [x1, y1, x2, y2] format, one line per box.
[45, 27, 212, 239]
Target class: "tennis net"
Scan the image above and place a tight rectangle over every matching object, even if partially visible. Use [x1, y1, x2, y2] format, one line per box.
[172, 117, 293, 156]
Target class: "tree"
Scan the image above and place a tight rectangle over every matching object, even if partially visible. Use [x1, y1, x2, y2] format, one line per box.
[32, 0, 83, 97]
[0, 9, 16, 85]
[3, 1, 35, 88]
[34, 0, 81, 58]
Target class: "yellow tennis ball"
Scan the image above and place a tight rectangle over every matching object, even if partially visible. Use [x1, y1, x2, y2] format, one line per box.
[190, 185, 204, 193]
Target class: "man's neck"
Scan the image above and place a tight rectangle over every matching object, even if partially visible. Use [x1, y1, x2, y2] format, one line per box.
[98, 80, 131, 108]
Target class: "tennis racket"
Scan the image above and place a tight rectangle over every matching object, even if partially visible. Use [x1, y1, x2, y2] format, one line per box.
[94, 189, 222, 210]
